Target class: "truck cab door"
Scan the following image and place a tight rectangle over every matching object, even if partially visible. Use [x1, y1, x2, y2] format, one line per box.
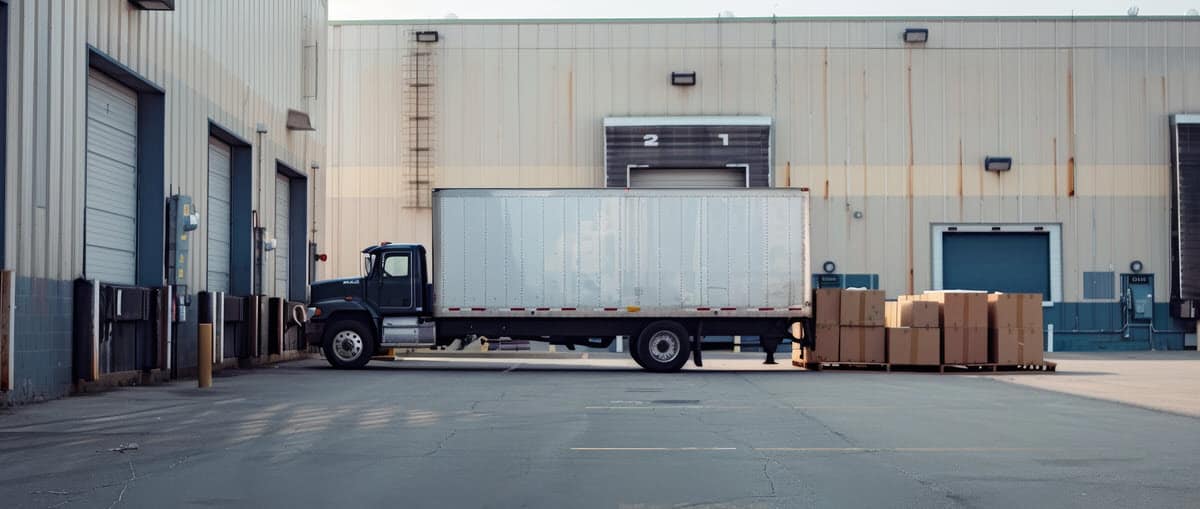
[376, 250, 415, 315]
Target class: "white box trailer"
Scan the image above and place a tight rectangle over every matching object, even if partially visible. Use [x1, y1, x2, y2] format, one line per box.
[307, 188, 813, 372]
[434, 188, 812, 318]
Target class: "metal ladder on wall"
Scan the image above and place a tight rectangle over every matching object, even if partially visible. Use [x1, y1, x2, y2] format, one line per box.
[403, 34, 437, 208]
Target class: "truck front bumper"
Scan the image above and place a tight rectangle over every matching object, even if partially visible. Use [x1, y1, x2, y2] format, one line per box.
[305, 320, 326, 347]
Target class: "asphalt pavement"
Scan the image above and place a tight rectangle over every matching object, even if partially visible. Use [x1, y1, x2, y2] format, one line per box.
[1, 354, 1198, 508]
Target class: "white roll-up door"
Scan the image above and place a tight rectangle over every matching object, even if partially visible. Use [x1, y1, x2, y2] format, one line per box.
[207, 137, 232, 293]
[274, 174, 291, 298]
[628, 168, 748, 188]
[85, 68, 138, 285]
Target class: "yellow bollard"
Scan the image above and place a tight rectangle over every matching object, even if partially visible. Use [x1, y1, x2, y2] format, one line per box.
[198, 323, 213, 388]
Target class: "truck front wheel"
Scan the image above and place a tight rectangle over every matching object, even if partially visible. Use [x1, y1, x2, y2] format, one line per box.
[322, 319, 376, 369]
[635, 321, 691, 373]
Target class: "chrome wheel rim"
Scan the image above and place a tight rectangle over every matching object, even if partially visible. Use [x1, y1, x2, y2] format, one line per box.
[648, 330, 681, 363]
[332, 330, 364, 362]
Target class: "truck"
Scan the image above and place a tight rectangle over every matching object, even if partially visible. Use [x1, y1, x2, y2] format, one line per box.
[306, 188, 813, 372]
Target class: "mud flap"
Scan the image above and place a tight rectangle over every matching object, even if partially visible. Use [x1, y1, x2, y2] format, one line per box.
[692, 322, 704, 367]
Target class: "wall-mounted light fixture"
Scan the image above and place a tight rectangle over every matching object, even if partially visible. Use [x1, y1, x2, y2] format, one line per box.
[1130, 260, 1144, 273]
[984, 156, 1013, 172]
[671, 71, 697, 86]
[286, 109, 315, 131]
[129, 0, 175, 10]
[903, 28, 929, 44]
[415, 31, 439, 43]
[822, 261, 837, 274]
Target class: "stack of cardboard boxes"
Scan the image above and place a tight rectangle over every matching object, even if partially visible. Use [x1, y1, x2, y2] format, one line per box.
[920, 291, 989, 365]
[885, 296, 941, 366]
[987, 293, 1045, 365]
[796, 289, 1045, 369]
[840, 290, 886, 363]
[803, 288, 886, 364]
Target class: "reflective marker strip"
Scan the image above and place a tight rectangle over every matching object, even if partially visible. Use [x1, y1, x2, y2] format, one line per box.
[448, 307, 461, 311]
[696, 307, 711, 311]
[536, 307, 551, 311]
[758, 307, 775, 311]
[510, 307, 526, 311]
[471, 307, 486, 311]
[560, 307, 576, 311]
[603, 307, 619, 311]
[720, 307, 737, 311]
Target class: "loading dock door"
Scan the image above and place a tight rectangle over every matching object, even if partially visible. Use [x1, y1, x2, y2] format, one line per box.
[942, 232, 1051, 301]
[628, 168, 748, 188]
[85, 68, 138, 285]
[207, 137, 232, 293]
[274, 174, 290, 298]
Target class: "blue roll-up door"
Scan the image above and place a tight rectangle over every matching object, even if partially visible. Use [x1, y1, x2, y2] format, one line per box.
[943, 232, 1050, 301]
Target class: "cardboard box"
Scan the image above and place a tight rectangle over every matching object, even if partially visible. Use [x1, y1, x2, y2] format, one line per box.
[922, 291, 988, 328]
[839, 290, 885, 327]
[813, 323, 840, 362]
[899, 299, 940, 328]
[942, 326, 988, 364]
[988, 293, 1043, 329]
[839, 326, 885, 363]
[990, 327, 1045, 365]
[887, 327, 940, 365]
[885, 301, 900, 327]
[815, 289, 842, 326]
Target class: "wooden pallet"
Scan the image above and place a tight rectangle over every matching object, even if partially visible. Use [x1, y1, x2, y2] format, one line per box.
[808, 362, 891, 372]
[939, 361, 1057, 373]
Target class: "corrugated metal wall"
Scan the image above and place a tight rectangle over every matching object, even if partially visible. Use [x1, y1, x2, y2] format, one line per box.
[326, 17, 1200, 304]
[5, 0, 327, 295]
[2, 0, 327, 402]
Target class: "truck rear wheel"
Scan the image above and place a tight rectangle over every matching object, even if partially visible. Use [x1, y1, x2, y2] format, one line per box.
[635, 321, 691, 373]
[322, 319, 376, 369]
[629, 337, 649, 369]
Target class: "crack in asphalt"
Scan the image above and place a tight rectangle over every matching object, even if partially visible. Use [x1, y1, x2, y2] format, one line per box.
[424, 429, 458, 457]
[105, 460, 137, 509]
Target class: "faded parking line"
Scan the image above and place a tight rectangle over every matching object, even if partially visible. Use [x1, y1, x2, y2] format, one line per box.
[570, 447, 738, 452]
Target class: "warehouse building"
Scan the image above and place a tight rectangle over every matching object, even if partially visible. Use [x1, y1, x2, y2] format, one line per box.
[325, 16, 1200, 352]
[1, 0, 328, 404]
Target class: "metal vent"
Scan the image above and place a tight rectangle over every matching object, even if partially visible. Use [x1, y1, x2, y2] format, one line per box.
[1083, 271, 1115, 300]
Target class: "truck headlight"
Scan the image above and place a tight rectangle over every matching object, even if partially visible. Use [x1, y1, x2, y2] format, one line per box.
[307, 307, 320, 319]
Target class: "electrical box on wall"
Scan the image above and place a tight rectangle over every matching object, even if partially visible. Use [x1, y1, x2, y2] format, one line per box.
[1122, 274, 1155, 322]
[166, 195, 199, 286]
[811, 274, 880, 290]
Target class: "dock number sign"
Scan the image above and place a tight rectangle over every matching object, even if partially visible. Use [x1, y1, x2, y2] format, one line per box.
[604, 118, 772, 188]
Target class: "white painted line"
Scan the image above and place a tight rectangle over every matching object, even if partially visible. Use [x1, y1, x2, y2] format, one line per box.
[503, 363, 522, 373]
[585, 408, 753, 410]
[571, 447, 738, 451]
[755, 447, 1050, 453]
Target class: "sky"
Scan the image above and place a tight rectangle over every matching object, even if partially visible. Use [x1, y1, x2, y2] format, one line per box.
[329, 0, 1200, 20]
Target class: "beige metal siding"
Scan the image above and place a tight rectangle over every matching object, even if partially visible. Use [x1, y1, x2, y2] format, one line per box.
[326, 18, 1200, 301]
[4, 0, 328, 293]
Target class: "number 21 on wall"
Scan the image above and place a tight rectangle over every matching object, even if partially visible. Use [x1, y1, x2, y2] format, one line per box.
[642, 133, 730, 147]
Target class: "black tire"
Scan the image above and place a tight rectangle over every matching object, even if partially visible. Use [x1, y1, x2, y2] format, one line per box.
[322, 319, 376, 369]
[635, 321, 691, 373]
[629, 336, 650, 369]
